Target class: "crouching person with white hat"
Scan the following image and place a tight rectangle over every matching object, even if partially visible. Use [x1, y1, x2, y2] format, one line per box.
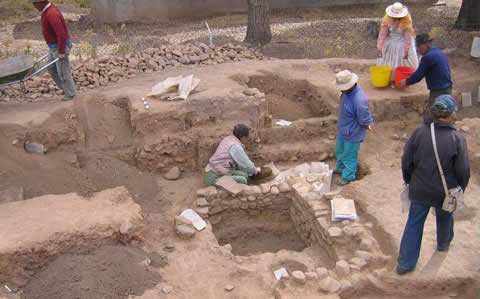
[333, 70, 374, 186]
[30, 0, 76, 101]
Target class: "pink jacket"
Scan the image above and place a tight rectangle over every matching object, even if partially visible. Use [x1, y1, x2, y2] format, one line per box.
[208, 135, 243, 175]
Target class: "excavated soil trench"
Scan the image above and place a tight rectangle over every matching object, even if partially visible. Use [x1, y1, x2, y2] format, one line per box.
[213, 210, 307, 256]
[1, 80, 478, 298]
[246, 74, 334, 121]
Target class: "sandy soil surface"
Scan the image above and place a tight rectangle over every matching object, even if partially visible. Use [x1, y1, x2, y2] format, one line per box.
[0, 1, 479, 298]
[0, 58, 477, 298]
[22, 246, 164, 299]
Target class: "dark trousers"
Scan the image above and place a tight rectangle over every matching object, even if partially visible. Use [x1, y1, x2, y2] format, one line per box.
[424, 87, 453, 123]
[397, 202, 454, 271]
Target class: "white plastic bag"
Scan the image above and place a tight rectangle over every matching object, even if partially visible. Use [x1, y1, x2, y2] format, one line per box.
[400, 185, 410, 213]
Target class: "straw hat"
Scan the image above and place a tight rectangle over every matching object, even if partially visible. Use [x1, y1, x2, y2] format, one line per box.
[386, 2, 409, 18]
[334, 70, 359, 91]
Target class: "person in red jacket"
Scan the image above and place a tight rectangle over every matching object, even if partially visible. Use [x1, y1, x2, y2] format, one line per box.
[30, 0, 76, 101]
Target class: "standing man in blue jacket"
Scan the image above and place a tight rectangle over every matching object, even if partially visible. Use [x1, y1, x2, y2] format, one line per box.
[333, 70, 374, 186]
[399, 34, 453, 123]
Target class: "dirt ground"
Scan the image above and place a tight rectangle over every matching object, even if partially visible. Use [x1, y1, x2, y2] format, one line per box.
[1, 1, 479, 299]
[0, 58, 477, 299]
[22, 246, 164, 299]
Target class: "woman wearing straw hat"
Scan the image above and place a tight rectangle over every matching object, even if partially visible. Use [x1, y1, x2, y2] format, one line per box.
[377, 2, 419, 82]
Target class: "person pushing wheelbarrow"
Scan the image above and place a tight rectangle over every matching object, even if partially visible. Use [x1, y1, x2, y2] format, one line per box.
[30, 0, 76, 101]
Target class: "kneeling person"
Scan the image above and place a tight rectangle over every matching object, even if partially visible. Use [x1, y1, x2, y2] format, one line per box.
[205, 124, 260, 186]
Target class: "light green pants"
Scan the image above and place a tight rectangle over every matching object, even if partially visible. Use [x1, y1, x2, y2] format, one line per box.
[205, 170, 248, 186]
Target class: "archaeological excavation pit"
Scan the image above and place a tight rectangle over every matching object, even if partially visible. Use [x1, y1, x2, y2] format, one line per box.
[195, 162, 389, 278]
[212, 207, 307, 256]
[244, 74, 335, 121]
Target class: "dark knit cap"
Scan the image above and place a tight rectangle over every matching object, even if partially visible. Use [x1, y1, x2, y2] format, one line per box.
[233, 124, 250, 139]
[416, 33, 433, 46]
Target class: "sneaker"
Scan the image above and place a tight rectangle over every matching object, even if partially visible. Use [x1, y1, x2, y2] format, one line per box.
[62, 96, 75, 101]
[437, 244, 450, 252]
[396, 265, 414, 275]
[336, 178, 351, 186]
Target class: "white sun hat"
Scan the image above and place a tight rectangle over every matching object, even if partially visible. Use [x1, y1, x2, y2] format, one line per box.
[334, 70, 359, 91]
[386, 2, 409, 18]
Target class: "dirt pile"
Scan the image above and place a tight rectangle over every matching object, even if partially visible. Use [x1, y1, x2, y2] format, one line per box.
[21, 246, 163, 299]
[0, 42, 264, 102]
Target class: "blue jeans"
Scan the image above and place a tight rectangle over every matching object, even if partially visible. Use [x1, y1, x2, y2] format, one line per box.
[397, 202, 454, 271]
[335, 136, 360, 181]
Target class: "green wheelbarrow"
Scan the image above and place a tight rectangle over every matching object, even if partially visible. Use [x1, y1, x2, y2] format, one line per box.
[0, 53, 59, 89]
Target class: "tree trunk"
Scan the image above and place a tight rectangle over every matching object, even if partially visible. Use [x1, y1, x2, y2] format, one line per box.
[244, 0, 272, 45]
[455, 0, 480, 30]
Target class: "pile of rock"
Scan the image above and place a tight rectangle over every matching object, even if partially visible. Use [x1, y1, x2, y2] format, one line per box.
[273, 265, 386, 297]
[0, 42, 264, 102]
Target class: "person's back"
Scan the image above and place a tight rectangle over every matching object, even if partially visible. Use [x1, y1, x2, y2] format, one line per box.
[208, 135, 242, 176]
[397, 95, 470, 275]
[402, 123, 470, 207]
[421, 47, 452, 91]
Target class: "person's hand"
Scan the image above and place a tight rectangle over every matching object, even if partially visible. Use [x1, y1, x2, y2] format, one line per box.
[368, 125, 373, 131]
[399, 79, 407, 87]
[377, 50, 382, 58]
[58, 54, 66, 60]
[255, 167, 261, 173]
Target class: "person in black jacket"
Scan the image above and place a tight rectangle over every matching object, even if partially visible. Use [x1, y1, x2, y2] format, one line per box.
[397, 94, 470, 275]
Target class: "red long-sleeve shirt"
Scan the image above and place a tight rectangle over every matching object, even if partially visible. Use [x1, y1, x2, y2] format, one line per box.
[41, 3, 70, 54]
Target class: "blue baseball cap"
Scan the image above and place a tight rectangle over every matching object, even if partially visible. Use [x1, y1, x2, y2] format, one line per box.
[431, 94, 457, 114]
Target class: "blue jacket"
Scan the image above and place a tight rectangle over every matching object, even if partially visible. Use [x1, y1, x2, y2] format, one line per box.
[406, 47, 452, 91]
[337, 85, 373, 143]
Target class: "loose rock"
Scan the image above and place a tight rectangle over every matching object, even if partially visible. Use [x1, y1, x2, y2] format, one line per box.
[279, 183, 291, 193]
[305, 272, 319, 280]
[175, 224, 196, 239]
[360, 238, 374, 251]
[328, 227, 343, 238]
[271, 186, 280, 195]
[291, 271, 306, 285]
[164, 166, 181, 180]
[195, 207, 209, 218]
[197, 186, 217, 197]
[316, 267, 328, 280]
[216, 176, 244, 195]
[224, 284, 235, 292]
[196, 198, 209, 207]
[319, 152, 329, 161]
[335, 260, 350, 277]
[319, 276, 341, 293]
[350, 257, 368, 270]
[163, 244, 175, 252]
[162, 285, 174, 294]
[355, 250, 373, 263]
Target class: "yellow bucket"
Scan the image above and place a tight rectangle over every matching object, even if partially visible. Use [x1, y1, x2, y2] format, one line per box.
[370, 65, 392, 88]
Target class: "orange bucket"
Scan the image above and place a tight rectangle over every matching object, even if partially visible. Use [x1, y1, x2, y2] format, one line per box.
[394, 66, 415, 88]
